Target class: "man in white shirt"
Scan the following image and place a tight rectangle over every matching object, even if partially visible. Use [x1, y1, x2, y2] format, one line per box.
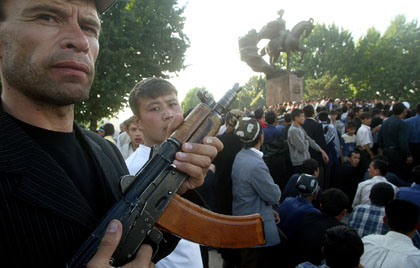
[126, 78, 213, 268]
[352, 158, 398, 208]
[360, 199, 420, 268]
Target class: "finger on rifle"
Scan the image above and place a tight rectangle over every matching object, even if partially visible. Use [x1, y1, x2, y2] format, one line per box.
[86, 220, 122, 268]
[124, 244, 153, 268]
[202, 136, 223, 153]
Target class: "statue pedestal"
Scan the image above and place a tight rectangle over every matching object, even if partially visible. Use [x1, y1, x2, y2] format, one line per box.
[266, 73, 304, 106]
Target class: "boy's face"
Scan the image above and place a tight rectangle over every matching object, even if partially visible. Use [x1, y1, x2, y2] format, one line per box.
[126, 122, 144, 148]
[294, 113, 305, 125]
[347, 127, 356, 135]
[362, 117, 371, 126]
[135, 93, 182, 146]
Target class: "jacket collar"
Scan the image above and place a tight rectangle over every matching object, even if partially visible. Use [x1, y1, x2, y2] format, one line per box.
[0, 104, 98, 228]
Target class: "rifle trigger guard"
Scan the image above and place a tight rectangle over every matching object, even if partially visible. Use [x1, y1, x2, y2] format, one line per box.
[147, 228, 163, 245]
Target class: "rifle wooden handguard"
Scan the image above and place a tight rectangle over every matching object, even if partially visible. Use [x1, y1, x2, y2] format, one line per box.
[156, 194, 265, 248]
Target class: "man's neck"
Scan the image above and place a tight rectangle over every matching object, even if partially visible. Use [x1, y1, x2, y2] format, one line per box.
[2, 89, 74, 132]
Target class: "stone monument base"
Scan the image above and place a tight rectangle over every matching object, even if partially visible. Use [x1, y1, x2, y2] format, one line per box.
[266, 73, 304, 106]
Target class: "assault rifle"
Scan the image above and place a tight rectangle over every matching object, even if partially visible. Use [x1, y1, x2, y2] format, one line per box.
[67, 84, 265, 267]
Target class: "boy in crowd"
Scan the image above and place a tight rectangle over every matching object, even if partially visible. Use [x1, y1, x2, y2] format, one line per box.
[356, 112, 374, 173]
[119, 116, 144, 159]
[340, 121, 357, 163]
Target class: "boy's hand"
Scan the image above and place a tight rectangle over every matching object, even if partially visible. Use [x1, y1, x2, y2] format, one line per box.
[167, 113, 223, 194]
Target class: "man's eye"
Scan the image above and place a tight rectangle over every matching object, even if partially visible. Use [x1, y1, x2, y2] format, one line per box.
[82, 26, 98, 36]
[150, 107, 160, 111]
[38, 14, 57, 23]
[169, 103, 179, 107]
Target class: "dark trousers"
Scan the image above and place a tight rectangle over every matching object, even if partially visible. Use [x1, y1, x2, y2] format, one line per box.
[239, 245, 279, 268]
[383, 148, 410, 182]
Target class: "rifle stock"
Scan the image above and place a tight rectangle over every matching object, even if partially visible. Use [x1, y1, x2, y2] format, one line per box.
[157, 194, 265, 248]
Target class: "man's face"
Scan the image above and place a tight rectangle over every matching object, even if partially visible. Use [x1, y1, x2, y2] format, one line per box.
[362, 117, 371, 126]
[0, 0, 100, 106]
[135, 93, 182, 147]
[295, 113, 305, 125]
[126, 122, 144, 148]
[368, 162, 378, 178]
[349, 153, 360, 167]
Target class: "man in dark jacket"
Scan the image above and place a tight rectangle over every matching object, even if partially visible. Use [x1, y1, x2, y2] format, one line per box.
[0, 1, 221, 267]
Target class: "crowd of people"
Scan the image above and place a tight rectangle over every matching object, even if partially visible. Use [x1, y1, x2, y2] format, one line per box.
[1, 0, 420, 268]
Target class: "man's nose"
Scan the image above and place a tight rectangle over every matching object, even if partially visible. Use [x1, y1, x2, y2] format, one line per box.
[163, 109, 174, 120]
[60, 24, 90, 53]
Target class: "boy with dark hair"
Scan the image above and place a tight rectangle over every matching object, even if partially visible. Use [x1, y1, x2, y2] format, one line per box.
[288, 109, 328, 173]
[340, 121, 357, 163]
[296, 226, 364, 268]
[361, 199, 420, 267]
[356, 112, 374, 173]
[254, 108, 266, 128]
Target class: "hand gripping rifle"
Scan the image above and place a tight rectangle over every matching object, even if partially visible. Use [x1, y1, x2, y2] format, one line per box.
[67, 84, 265, 267]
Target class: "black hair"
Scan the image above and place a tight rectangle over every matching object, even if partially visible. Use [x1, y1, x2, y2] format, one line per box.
[385, 199, 420, 234]
[320, 188, 349, 217]
[412, 165, 420, 184]
[103, 123, 115, 136]
[415, 102, 420, 114]
[303, 105, 315, 117]
[318, 111, 329, 122]
[265, 111, 277, 125]
[323, 226, 364, 268]
[371, 158, 388, 176]
[369, 182, 395, 206]
[129, 78, 178, 118]
[346, 121, 356, 130]
[284, 113, 292, 123]
[360, 112, 371, 120]
[291, 108, 304, 121]
[349, 149, 361, 158]
[375, 102, 384, 110]
[254, 109, 264, 120]
[302, 159, 319, 175]
[392, 102, 406, 116]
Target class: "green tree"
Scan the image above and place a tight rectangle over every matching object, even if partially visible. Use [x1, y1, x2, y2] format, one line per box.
[181, 87, 208, 113]
[75, 0, 189, 129]
[230, 75, 266, 110]
[305, 72, 351, 99]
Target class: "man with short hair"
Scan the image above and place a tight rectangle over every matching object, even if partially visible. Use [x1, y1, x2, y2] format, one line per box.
[379, 102, 412, 181]
[0, 1, 221, 267]
[263, 110, 282, 142]
[360, 199, 420, 268]
[335, 149, 363, 203]
[349, 182, 395, 237]
[288, 108, 329, 174]
[352, 158, 398, 208]
[296, 226, 364, 268]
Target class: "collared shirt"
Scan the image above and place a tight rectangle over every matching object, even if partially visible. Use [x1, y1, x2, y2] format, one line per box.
[397, 183, 420, 208]
[249, 147, 264, 158]
[406, 114, 420, 143]
[125, 144, 151, 176]
[349, 203, 388, 237]
[352, 176, 398, 208]
[361, 231, 420, 268]
[356, 124, 373, 148]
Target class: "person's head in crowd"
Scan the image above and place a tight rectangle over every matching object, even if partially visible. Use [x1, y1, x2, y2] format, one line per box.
[415, 102, 420, 115]
[128, 78, 181, 146]
[329, 109, 338, 121]
[97, 125, 105, 137]
[302, 159, 320, 177]
[320, 188, 349, 219]
[303, 105, 315, 118]
[360, 112, 371, 126]
[347, 112, 354, 122]
[284, 113, 292, 124]
[392, 102, 408, 118]
[103, 123, 115, 137]
[371, 108, 381, 118]
[225, 109, 245, 133]
[368, 158, 388, 178]
[322, 226, 364, 268]
[124, 116, 144, 149]
[353, 107, 361, 118]
[316, 106, 323, 114]
[265, 110, 277, 126]
[375, 102, 384, 110]
[254, 109, 264, 121]
[119, 122, 126, 133]
[291, 108, 305, 125]
[345, 121, 357, 136]
[411, 165, 420, 184]
[318, 111, 329, 122]
[348, 149, 361, 167]
[342, 105, 348, 113]
[384, 199, 420, 238]
[296, 174, 319, 201]
[369, 182, 395, 206]
[234, 117, 263, 149]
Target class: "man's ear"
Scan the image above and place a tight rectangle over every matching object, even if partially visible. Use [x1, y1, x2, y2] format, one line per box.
[133, 116, 145, 131]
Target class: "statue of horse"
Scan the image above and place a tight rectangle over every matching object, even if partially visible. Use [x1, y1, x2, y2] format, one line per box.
[261, 18, 314, 70]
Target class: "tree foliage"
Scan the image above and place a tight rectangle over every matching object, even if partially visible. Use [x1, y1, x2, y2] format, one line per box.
[181, 87, 209, 113]
[231, 75, 266, 110]
[75, 0, 189, 129]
